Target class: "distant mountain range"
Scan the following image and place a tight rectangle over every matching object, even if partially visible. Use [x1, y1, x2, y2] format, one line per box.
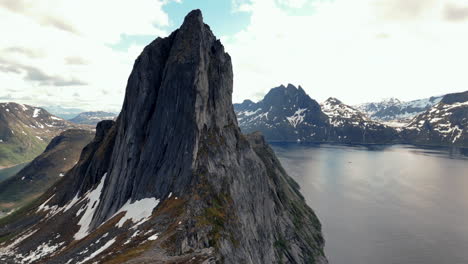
[41, 105, 87, 120]
[355, 96, 443, 122]
[68, 111, 118, 125]
[0, 103, 92, 167]
[235, 84, 399, 144]
[235, 85, 467, 147]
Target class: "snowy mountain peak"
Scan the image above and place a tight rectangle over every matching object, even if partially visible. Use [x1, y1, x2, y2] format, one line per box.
[402, 91, 467, 146]
[321, 98, 371, 123]
[381, 97, 401, 105]
[356, 95, 443, 122]
[324, 97, 343, 106]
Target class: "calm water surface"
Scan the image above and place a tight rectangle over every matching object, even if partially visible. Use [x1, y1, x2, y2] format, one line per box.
[271, 143, 468, 264]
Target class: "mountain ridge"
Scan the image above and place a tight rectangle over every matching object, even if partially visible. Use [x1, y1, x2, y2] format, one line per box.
[235, 88, 467, 147]
[0, 102, 92, 167]
[235, 85, 399, 144]
[68, 111, 118, 125]
[355, 95, 443, 122]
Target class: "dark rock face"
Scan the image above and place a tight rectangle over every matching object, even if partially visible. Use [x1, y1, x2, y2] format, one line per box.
[401, 91, 468, 147]
[0, 129, 94, 213]
[68, 111, 118, 126]
[235, 84, 329, 142]
[0, 10, 326, 264]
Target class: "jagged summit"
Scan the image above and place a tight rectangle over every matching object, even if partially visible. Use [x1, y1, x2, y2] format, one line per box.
[85, 7, 236, 227]
[0, 10, 326, 264]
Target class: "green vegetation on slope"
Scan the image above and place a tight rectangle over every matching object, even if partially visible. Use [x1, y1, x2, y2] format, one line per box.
[0, 129, 94, 215]
[0, 163, 28, 183]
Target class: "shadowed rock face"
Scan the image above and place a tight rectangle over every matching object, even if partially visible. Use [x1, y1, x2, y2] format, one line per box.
[0, 10, 326, 264]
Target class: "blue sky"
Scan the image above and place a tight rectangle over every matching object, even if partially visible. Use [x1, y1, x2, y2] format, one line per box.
[111, 0, 251, 52]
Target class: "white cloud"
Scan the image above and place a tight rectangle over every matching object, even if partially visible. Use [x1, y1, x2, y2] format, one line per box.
[225, 0, 468, 105]
[2, 0, 468, 111]
[0, 0, 173, 111]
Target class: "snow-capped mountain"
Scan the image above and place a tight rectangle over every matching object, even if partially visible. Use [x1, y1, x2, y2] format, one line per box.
[321, 98, 399, 143]
[356, 96, 443, 122]
[0, 103, 92, 166]
[322, 97, 371, 124]
[69, 111, 118, 126]
[234, 86, 399, 144]
[401, 91, 468, 146]
[235, 84, 329, 142]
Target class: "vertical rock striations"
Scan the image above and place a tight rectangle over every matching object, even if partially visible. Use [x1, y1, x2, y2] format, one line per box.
[0, 10, 327, 264]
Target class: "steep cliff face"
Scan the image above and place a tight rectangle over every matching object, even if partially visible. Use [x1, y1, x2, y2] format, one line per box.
[0, 10, 326, 264]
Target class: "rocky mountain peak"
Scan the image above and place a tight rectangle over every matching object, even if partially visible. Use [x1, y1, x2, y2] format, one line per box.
[262, 84, 321, 111]
[0, 10, 326, 264]
[86, 7, 236, 228]
[324, 97, 343, 106]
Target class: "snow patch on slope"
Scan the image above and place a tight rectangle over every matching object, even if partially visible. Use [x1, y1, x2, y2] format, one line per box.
[113, 198, 160, 228]
[76, 238, 115, 264]
[74, 173, 107, 240]
[286, 108, 307, 128]
[32, 109, 41, 118]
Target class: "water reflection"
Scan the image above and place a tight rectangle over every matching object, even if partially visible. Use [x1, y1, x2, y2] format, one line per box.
[272, 143, 468, 264]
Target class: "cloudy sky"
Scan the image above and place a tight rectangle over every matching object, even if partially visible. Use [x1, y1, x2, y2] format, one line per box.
[1, 0, 468, 112]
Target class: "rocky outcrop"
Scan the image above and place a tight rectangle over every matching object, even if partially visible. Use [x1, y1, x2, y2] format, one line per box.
[0, 10, 326, 264]
[0, 129, 94, 214]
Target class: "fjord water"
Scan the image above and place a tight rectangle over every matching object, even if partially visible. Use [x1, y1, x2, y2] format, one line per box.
[272, 143, 468, 264]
